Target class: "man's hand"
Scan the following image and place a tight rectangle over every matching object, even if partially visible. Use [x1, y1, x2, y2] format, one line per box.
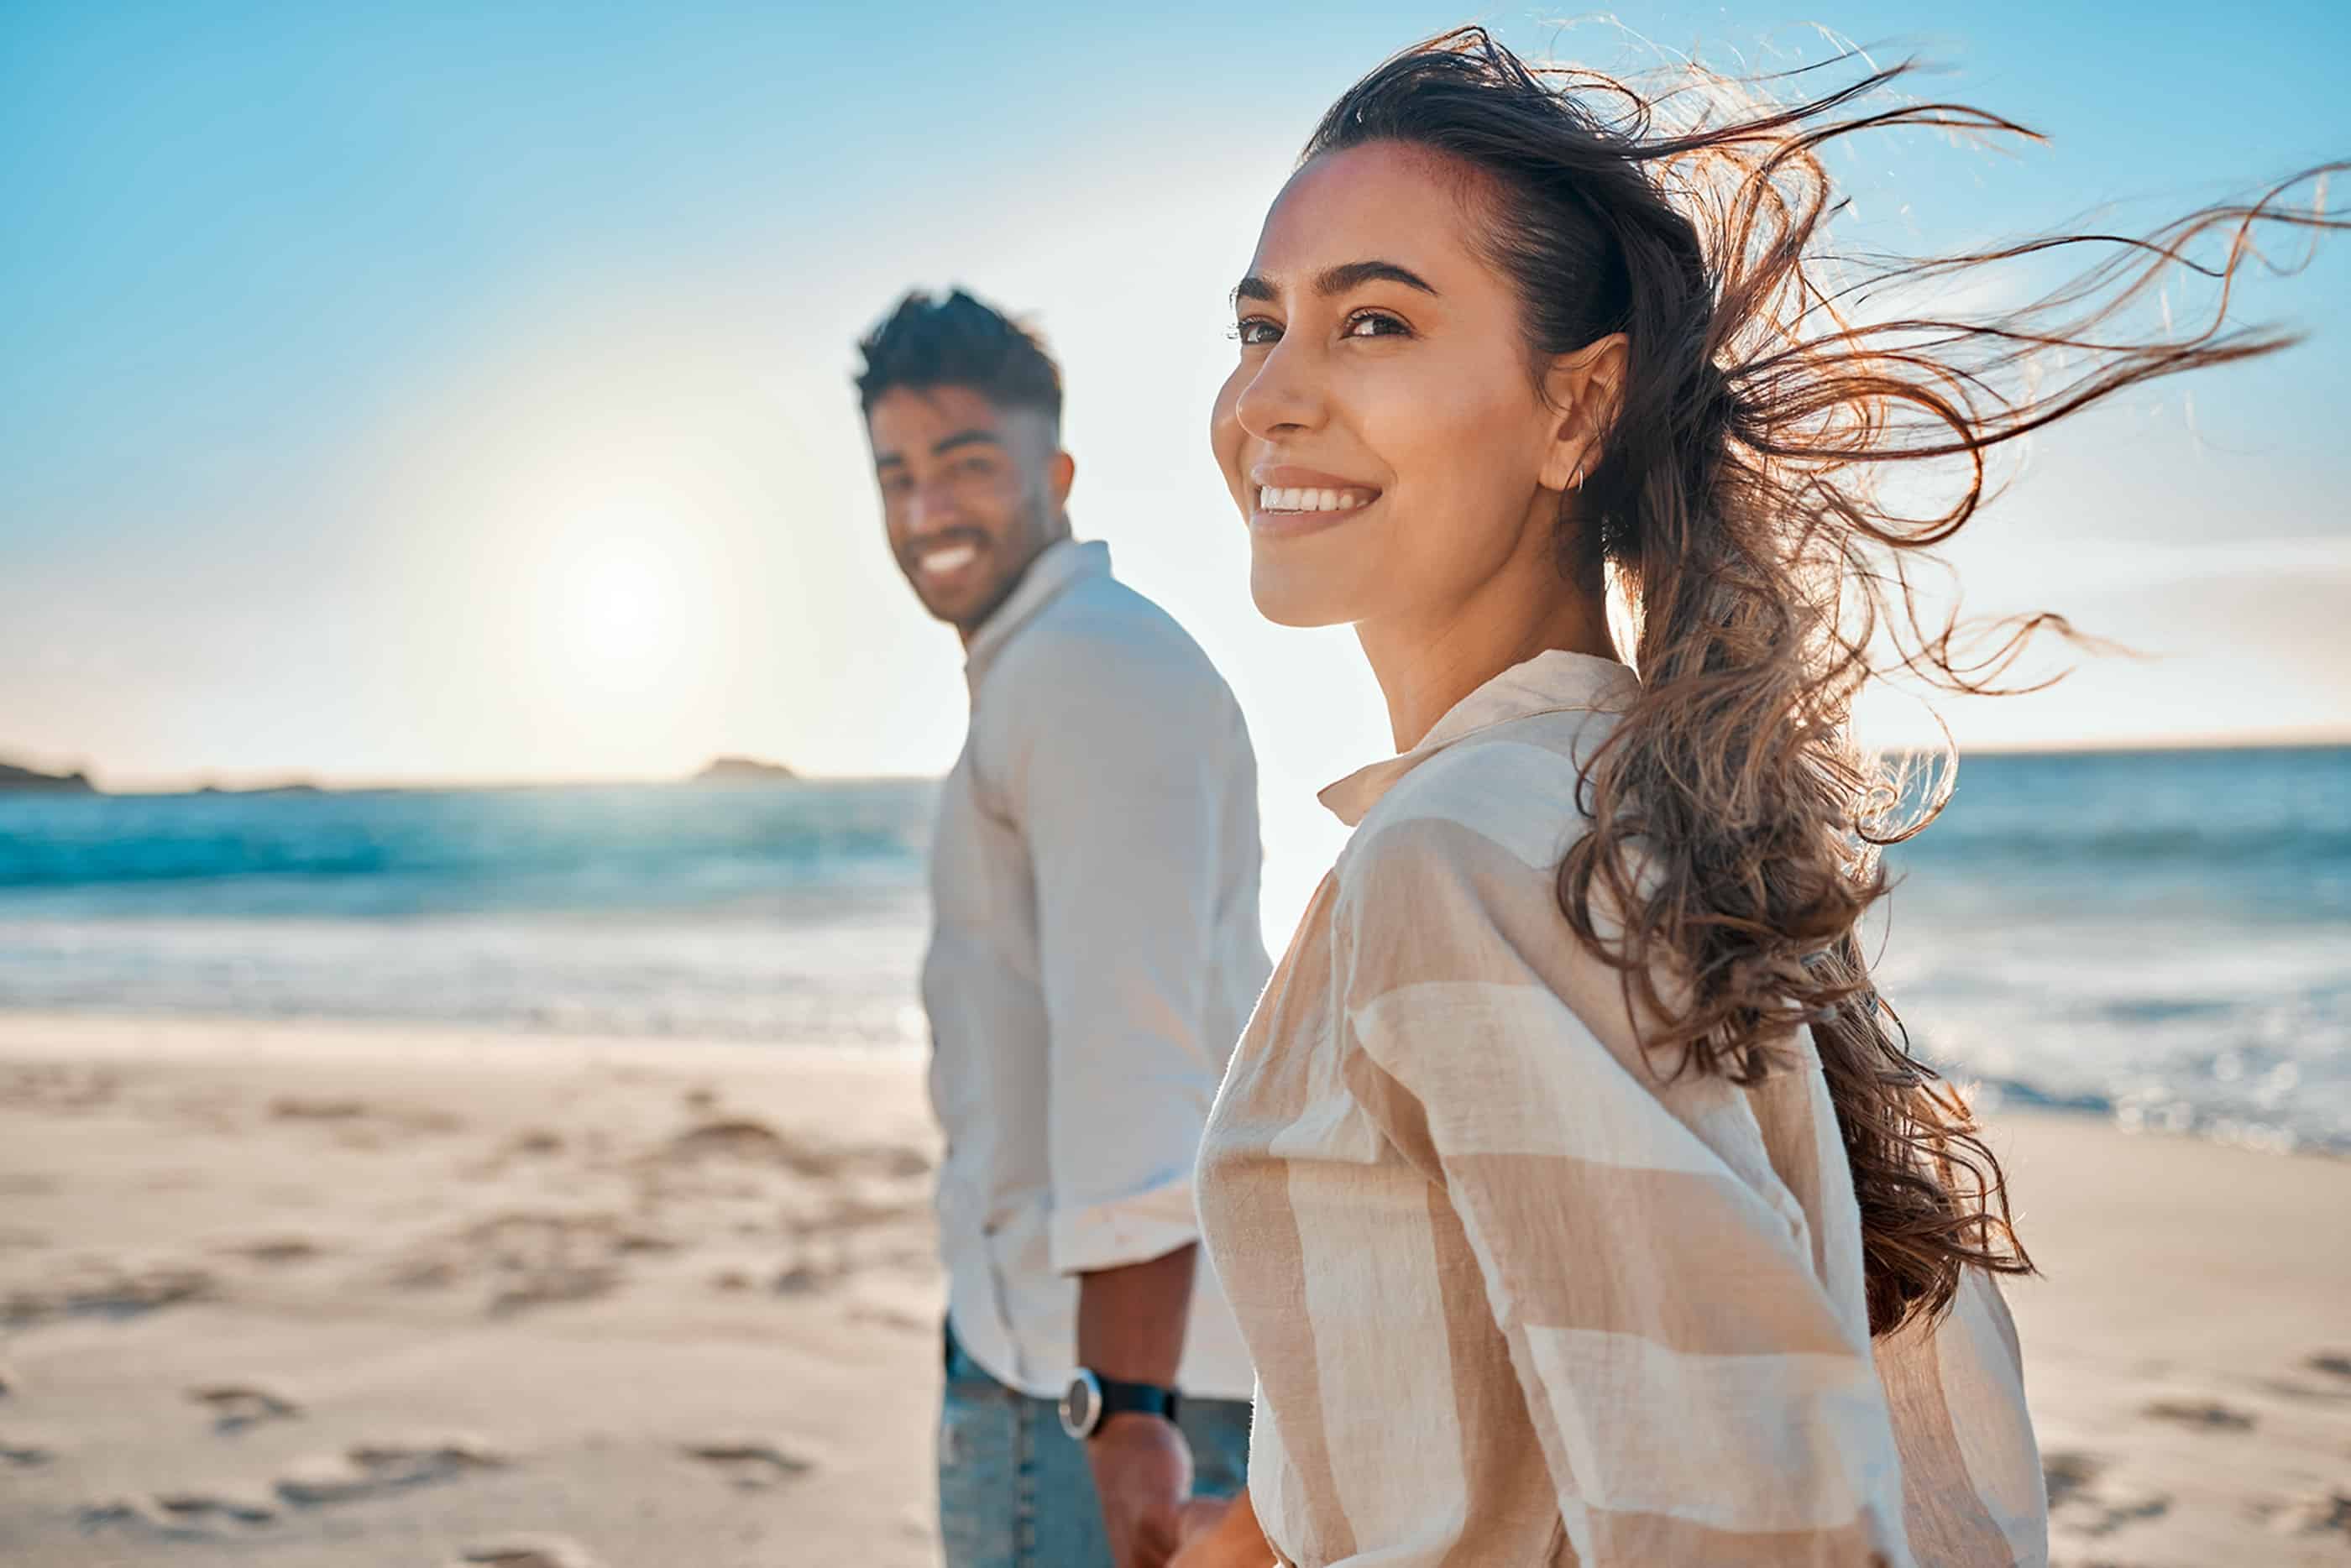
[1087, 1412, 1193, 1568]
[1077, 1247, 1200, 1566]
[1168, 1486, 1270, 1568]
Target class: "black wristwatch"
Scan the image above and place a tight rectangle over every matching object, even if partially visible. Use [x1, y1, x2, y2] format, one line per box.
[1059, 1367, 1180, 1440]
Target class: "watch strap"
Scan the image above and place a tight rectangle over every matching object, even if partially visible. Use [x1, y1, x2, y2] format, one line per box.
[1093, 1374, 1181, 1428]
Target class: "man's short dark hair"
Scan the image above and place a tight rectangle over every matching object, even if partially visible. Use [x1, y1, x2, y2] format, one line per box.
[854, 289, 1063, 429]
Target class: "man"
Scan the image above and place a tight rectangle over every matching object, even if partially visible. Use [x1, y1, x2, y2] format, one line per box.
[855, 289, 1269, 1568]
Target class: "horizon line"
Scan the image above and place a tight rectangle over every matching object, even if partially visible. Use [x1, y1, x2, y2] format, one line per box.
[11, 728, 2350, 797]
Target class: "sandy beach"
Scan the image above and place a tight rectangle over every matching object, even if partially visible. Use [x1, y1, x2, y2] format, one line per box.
[0, 1013, 2345, 1568]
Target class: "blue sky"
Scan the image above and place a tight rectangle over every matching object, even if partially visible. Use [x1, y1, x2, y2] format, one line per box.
[3, 1, 2348, 812]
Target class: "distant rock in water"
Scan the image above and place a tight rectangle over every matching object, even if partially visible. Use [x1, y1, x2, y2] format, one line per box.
[196, 780, 324, 797]
[689, 755, 799, 786]
[0, 759, 97, 793]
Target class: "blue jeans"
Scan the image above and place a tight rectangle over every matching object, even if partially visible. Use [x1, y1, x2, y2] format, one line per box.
[939, 1325, 1252, 1568]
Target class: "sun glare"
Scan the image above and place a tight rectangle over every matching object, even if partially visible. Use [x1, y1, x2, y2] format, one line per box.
[555, 536, 676, 689]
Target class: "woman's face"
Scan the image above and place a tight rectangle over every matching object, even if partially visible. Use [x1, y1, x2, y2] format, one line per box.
[1210, 141, 1575, 630]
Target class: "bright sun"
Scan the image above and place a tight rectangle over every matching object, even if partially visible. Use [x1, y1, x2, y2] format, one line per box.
[556, 537, 675, 689]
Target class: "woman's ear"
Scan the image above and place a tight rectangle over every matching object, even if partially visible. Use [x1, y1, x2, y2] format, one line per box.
[1537, 332, 1630, 493]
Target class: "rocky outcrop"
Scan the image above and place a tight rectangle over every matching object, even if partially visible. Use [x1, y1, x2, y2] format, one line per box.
[687, 756, 798, 785]
[0, 760, 96, 792]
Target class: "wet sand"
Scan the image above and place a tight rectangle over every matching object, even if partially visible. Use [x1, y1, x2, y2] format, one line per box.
[0, 1013, 2345, 1566]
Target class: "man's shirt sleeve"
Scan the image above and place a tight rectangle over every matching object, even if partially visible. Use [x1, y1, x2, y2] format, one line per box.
[999, 633, 1240, 1276]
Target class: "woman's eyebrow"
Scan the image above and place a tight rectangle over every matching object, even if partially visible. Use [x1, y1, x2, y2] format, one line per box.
[1232, 261, 1440, 310]
[1316, 259, 1438, 296]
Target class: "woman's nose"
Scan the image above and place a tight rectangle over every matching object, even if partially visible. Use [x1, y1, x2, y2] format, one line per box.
[1233, 337, 1323, 440]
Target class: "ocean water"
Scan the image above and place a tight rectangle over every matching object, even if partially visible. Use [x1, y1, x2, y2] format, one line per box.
[0, 781, 939, 1047]
[1871, 745, 2349, 1154]
[0, 746, 2344, 1151]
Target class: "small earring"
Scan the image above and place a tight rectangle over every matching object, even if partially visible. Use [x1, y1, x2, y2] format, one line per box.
[1570, 468, 1585, 492]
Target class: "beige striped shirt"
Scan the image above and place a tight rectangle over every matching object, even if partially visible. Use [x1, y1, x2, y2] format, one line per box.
[1196, 651, 2046, 1567]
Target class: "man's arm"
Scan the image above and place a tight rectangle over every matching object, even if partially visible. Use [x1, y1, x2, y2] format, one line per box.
[1080, 1241, 1196, 1388]
[1081, 1244, 1200, 1568]
[1003, 632, 1243, 1567]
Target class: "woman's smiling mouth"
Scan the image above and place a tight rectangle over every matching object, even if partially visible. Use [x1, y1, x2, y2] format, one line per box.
[1255, 483, 1379, 514]
[1249, 467, 1383, 536]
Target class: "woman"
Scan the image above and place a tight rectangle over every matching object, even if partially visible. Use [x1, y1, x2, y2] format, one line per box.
[1175, 28, 2342, 1568]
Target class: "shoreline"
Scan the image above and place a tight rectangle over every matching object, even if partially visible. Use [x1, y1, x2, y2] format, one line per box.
[8, 1006, 2343, 1164]
[1, 1012, 2347, 1565]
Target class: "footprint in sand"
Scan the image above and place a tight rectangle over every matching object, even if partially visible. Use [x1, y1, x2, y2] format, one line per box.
[189, 1382, 302, 1433]
[2063, 1489, 2172, 1539]
[219, 1235, 329, 1267]
[2042, 1450, 2102, 1511]
[772, 1261, 826, 1295]
[849, 1299, 935, 1334]
[463, 1128, 571, 1178]
[490, 1263, 621, 1315]
[2307, 1351, 2351, 1380]
[275, 1434, 510, 1507]
[2270, 1485, 2351, 1539]
[1, 1432, 55, 1467]
[267, 1095, 369, 1122]
[658, 1116, 932, 1181]
[2140, 1397, 2256, 1431]
[2042, 1449, 2172, 1539]
[80, 1490, 278, 1542]
[680, 1438, 814, 1491]
[452, 1534, 603, 1567]
[3, 1261, 217, 1329]
[662, 1117, 797, 1166]
[269, 1095, 465, 1141]
[2, 1064, 118, 1111]
[387, 1212, 667, 1315]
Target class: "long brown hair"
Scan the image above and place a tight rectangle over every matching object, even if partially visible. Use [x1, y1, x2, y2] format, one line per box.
[1310, 29, 2345, 1335]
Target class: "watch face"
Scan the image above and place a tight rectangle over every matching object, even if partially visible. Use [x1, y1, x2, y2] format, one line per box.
[1059, 1369, 1102, 1440]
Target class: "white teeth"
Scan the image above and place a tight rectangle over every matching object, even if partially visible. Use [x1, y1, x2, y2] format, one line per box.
[920, 544, 977, 574]
[1257, 484, 1374, 514]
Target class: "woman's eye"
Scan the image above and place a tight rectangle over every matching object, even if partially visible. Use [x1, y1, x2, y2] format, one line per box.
[1343, 310, 1410, 339]
[1233, 317, 1281, 348]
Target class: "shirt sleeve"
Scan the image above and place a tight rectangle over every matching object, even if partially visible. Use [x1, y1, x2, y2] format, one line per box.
[1333, 813, 1909, 1566]
[999, 634, 1244, 1277]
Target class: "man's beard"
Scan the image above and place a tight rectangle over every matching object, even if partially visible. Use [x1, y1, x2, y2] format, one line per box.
[919, 489, 1055, 635]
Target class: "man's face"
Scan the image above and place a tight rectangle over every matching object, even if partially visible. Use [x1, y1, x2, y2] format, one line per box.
[867, 384, 1071, 637]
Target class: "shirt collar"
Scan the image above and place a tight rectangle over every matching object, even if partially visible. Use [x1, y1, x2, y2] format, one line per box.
[963, 536, 1109, 690]
[1318, 650, 1639, 826]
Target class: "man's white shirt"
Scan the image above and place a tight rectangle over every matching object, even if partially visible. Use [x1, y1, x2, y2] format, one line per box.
[923, 537, 1268, 1401]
